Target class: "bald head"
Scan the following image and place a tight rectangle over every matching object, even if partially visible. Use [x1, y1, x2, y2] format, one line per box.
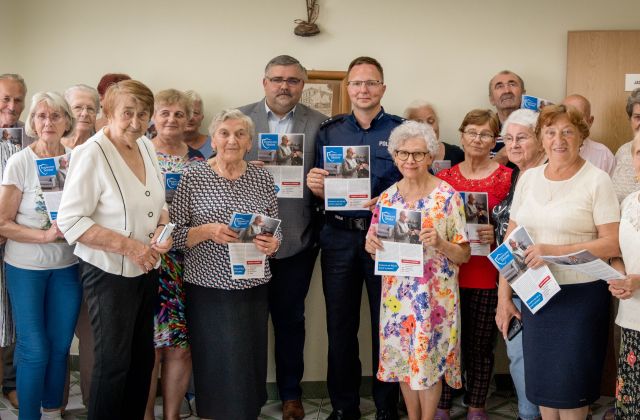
[562, 94, 593, 127]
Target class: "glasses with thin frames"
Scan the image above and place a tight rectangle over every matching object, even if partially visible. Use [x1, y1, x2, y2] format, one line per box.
[463, 130, 494, 142]
[266, 77, 302, 87]
[503, 134, 533, 145]
[347, 80, 383, 89]
[34, 112, 64, 123]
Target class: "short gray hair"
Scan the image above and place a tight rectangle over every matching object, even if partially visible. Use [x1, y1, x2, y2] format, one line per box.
[25, 91, 75, 138]
[404, 100, 437, 120]
[264, 55, 307, 80]
[208, 108, 255, 140]
[388, 121, 439, 157]
[500, 109, 539, 137]
[185, 90, 203, 112]
[627, 88, 640, 118]
[64, 84, 100, 111]
[0, 73, 27, 94]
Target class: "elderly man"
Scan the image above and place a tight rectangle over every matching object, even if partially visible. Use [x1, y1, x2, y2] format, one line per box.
[562, 94, 615, 176]
[611, 88, 640, 203]
[238, 55, 326, 420]
[307, 56, 402, 420]
[0, 73, 30, 410]
[488, 70, 526, 165]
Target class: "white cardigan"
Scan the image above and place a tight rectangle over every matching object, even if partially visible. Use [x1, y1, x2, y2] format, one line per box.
[57, 130, 166, 277]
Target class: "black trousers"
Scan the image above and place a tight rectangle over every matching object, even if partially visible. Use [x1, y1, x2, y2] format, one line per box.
[319, 224, 399, 415]
[268, 245, 319, 401]
[79, 260, 156, 420]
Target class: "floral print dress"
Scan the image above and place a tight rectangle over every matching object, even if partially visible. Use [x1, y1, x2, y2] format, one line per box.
[371, 181, 468, 390]
[154, 148, 204, 348]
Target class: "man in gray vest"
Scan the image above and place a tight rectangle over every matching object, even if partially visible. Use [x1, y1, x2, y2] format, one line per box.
[239, 55, 326, 420]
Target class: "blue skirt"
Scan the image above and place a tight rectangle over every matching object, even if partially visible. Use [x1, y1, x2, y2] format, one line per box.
[522, 280, 609, 409]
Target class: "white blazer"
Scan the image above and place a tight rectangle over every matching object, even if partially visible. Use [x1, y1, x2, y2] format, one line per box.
[57, 130, 166, 277]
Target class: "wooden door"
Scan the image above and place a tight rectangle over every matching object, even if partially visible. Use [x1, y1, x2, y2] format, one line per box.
[566, 30, 640, 153]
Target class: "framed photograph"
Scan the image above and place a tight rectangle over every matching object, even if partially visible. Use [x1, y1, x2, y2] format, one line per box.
[301, 70, 351, 117]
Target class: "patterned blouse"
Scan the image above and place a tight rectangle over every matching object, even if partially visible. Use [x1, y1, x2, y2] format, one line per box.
[170, 161, 281, 290]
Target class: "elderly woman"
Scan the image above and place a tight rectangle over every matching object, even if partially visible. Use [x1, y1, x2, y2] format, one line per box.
[56, 80, 172, 420]
[144, 89, 204, 420]
[170, 108, 281, 420]
[609, 131, 640, 419]
[405, 101, 464, 173]
[491, 109, 545, 420]
[61, 84, 100, 149]
[435, 109, 512, 420]
[497, 104, 620, 419]
[183, 90, 213, 159]
[94, 73, 131, 131]
[365, 121, 469, 420]
[0, 91, 80, 420]
[612, 88, 640, 203]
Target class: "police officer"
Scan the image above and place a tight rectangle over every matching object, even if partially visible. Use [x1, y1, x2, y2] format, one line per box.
[307, 56, 402, 420]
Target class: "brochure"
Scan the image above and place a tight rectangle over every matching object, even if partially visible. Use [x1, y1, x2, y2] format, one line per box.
[431, 159, 451, 175]
[460, 191, 490, 256]
[34, 153, 70, 222]
[488, 226, 561, 314]
[374, 206, 424, 277]
[1, 127, 22, 149]
[542, 249, 624, 281]
[258, 133, 305, 198]
[521, 95, 554, 112]
[323, 145, 371, 211]
[164, 172, 181, 203]
[227, 212, 281, 280]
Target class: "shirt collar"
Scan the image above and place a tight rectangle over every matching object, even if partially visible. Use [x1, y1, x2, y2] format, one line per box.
[264, 100, 296, 122]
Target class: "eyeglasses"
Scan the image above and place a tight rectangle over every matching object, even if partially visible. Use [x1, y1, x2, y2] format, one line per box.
[34, 112, 64, 123]
[542, 128, 577, 139]
[395, 150, 428, 162]
[503, 134, 532, 145]
[72, 105, 97, 115]
[266, 77, 302, 86]
[463, 130, 494, 142]
[347, 80, 383, 89]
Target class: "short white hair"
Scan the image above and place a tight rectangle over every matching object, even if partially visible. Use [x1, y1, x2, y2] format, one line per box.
[64, 84, 100, 111]
[208, 108, 255, 139]
[500, 109, 539, 137]
[388, 120, 439, 157]
[404, 100, 436, 119]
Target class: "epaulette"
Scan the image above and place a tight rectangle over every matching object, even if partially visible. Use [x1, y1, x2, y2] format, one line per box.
[388, 114, 405, 123]
[319, 113, 348, 129]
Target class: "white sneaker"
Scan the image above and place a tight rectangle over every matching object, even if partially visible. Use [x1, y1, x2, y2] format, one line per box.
[41, 410, 63, 420]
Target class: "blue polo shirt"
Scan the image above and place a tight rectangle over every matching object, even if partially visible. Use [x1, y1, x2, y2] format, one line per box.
[314, 108, 403, 219]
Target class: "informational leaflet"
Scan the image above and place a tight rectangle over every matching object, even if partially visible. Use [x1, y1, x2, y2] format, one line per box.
[258, 133, 305, 198]
[542, 249, 624, 281]
[323, 145, 371, 211]
[164, 172, 181, 203]
[488, 226, 560, 314]
[459, 191, 491, 256]
[227, 212, 281, 280]
[34, 153, 70, 222]
[431, 160, 451, 175]
[1, 127, 22, 149]
[521, 95, 554, 112]
[374, 206, 424, 277]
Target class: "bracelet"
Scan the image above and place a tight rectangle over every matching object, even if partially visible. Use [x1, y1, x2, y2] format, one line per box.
[157, 223, 166, 228]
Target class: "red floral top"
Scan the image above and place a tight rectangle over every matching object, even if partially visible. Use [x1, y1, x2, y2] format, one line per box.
[437, 164, 512, 288]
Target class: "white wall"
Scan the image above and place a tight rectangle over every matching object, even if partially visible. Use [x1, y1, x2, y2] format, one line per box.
[5, 0, 638, 381]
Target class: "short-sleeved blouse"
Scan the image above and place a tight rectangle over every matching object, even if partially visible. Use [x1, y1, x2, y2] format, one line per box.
[616, 191, 640, 331]
[170, 162, 280, 290]
[437, 164, 512, 288]
[511, 161, 620, 285]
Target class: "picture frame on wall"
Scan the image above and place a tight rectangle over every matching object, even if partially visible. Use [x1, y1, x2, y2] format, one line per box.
[301, 70, 351, 117]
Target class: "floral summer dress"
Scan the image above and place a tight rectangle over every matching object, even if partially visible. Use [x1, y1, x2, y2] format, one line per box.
[154, 148, 204, 348]
[371, 181, 468, 390]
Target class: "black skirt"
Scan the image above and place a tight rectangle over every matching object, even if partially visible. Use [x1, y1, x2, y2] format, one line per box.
[185, 282, 269, 420]
[522, 280, 610, 409]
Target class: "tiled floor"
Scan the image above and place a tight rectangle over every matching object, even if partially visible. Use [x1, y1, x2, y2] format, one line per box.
[0, 373, 616, 419]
